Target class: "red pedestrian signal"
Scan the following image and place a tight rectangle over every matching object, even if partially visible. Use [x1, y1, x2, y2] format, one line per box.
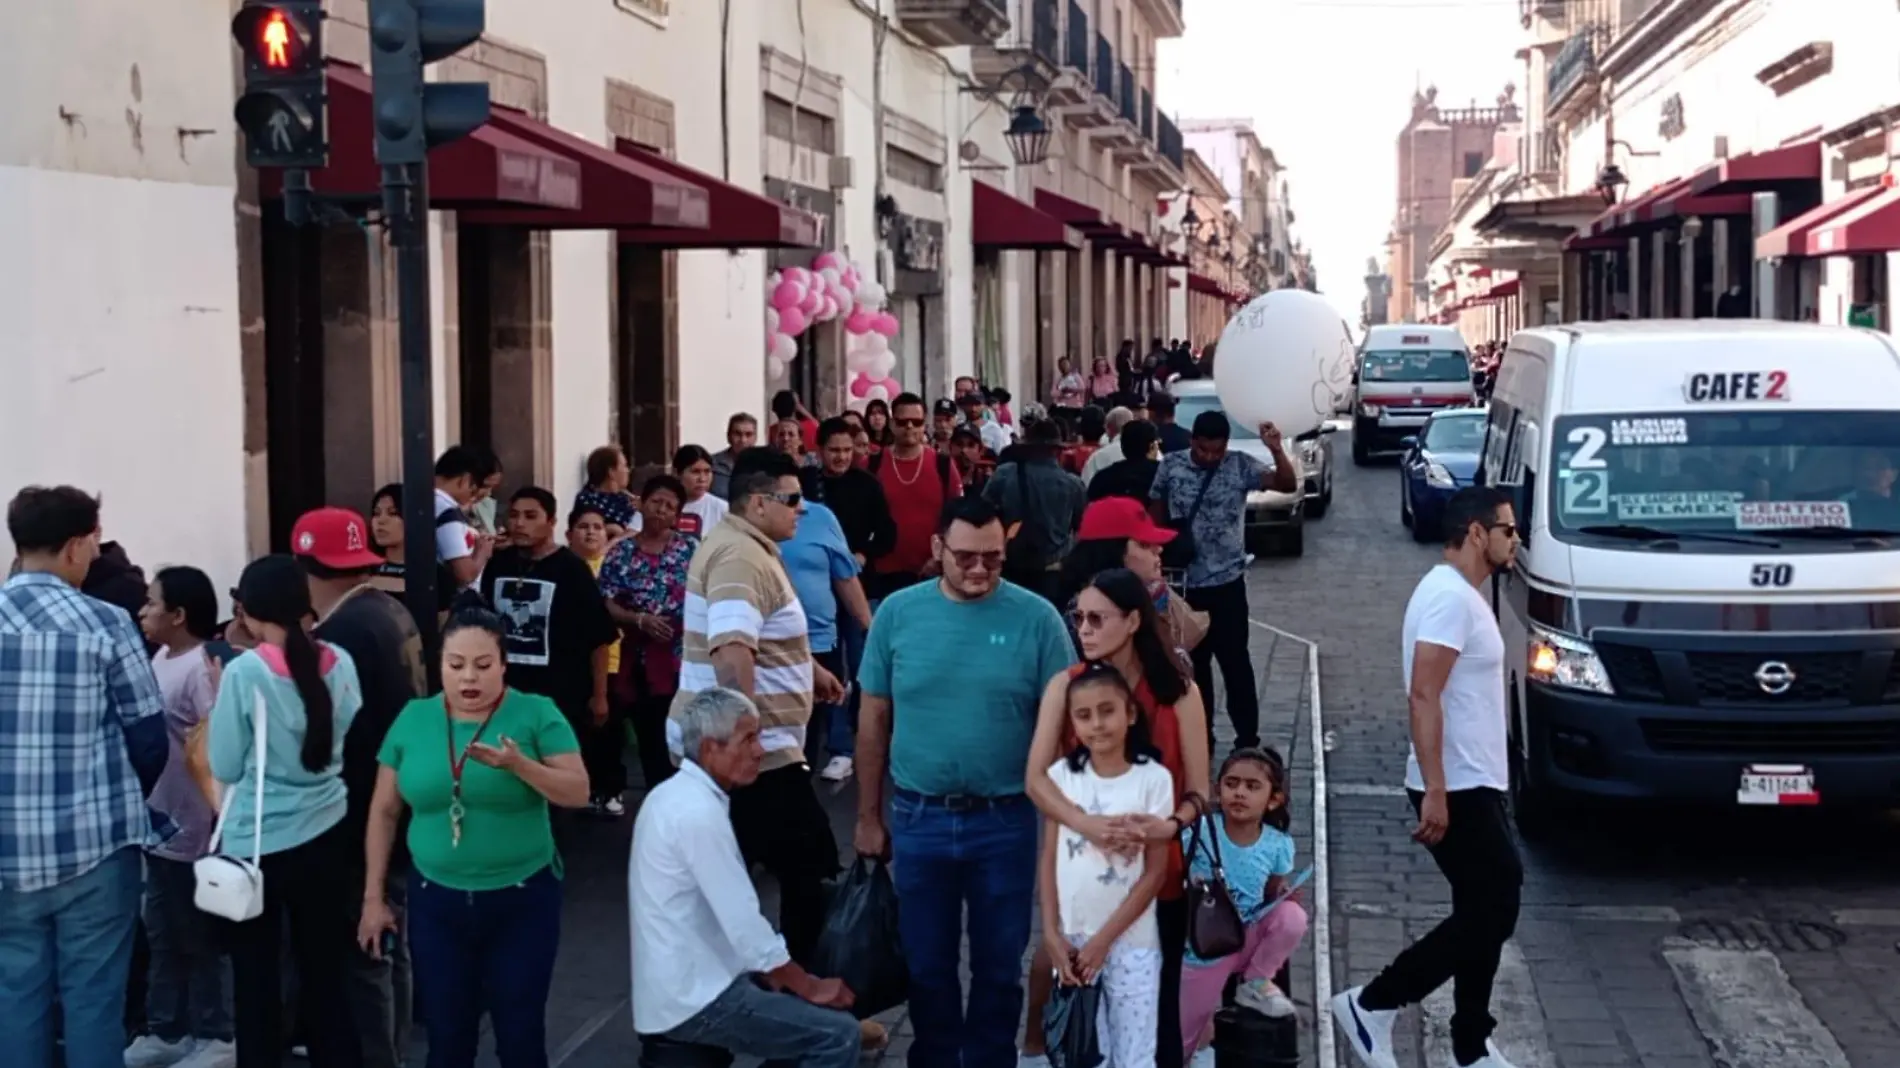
[232, 3, 320, 78]
[260, 10, 292, 69]
[231, 1, 327, 169]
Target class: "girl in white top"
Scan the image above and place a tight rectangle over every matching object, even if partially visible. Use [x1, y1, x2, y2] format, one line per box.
[672, 444, 731, 538]
[1040, 662, 1177, 1068]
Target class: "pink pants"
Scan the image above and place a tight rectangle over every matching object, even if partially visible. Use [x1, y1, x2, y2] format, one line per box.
[1177, 901, 1310, 1062]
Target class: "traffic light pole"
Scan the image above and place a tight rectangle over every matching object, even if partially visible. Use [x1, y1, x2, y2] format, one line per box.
[385, 160, 442, 672]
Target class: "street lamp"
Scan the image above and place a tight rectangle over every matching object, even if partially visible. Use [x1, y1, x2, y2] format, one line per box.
[959, 63, 1054, 169]
[1003, 105, 1052, 167]
[1594, 163, 1629, 206]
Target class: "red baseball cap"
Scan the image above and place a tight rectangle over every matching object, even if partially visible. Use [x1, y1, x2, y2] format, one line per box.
[1077, 497, 1178, 545]
[290, 507, 385, 570]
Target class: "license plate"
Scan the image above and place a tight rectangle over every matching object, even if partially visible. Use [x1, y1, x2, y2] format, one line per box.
[1737, 764, 1818, 806]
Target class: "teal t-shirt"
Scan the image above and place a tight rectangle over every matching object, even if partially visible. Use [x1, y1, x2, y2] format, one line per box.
[860, 580, 1077, 797]
[377, 688, 579, 891]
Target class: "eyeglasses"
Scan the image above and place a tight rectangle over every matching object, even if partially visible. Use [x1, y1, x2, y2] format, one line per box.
[893, 417, 925, 429]
[1488, 521, 1519, 539]
[766, 491, 802, 509]
[1068, 609, 1121, 631]
[947, 549, 1004, 572]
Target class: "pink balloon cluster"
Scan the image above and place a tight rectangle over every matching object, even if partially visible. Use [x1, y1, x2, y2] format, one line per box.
[763, 253, 905, 395]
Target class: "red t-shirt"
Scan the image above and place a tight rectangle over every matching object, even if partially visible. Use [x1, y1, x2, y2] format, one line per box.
[872, 450, 963, 576]
[799, 416, 820, 453]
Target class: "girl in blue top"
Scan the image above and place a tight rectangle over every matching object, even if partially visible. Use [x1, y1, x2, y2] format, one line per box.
[1176, 748, 1308, 1068]
[207, 554, 363, 1068]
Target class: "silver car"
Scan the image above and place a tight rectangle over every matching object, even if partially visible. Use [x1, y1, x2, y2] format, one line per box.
[1168, 381, 1335, 558]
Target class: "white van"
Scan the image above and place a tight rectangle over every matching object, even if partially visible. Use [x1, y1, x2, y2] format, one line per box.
[1352, 324, 1475, 465]
[1480, 321, 1900, 838]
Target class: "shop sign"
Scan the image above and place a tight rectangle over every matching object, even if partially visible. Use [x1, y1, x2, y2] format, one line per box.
[890, 213, 943, 275]
[1659, 94, 1685, 140]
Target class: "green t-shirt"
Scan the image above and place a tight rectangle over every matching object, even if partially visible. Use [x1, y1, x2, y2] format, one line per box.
[859, 580, 1078, 797]
[377, 689, 580, 891]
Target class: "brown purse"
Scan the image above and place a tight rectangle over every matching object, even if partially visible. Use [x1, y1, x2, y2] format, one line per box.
[1182, 795, 1247, 959]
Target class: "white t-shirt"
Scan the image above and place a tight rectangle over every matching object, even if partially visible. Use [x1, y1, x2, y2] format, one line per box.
[1402, 563, 1509, 793]
[680, 492, 729, 538]
[1048, 758, 1176, 948]
[433, 488, 475, 563]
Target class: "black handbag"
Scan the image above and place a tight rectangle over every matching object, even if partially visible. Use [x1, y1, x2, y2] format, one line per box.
[1183, 801, 1247, 960]
[1160, 458, 1221, 573]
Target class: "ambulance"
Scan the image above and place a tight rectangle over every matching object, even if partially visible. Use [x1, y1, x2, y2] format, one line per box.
[1352, 324, 1476, 464]
[1479, 321, 1900, 838]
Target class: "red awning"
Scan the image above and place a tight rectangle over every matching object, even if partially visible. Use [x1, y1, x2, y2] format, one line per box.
[1475, 278, 1521, 302]
[1034, 189, 1122, 243]
[1186, 272, 1225, 298]
[263, 64, 583, 209]
[459, 108, 708, 230]
[615, 140, 821, 249]
[1648, 181, 1752, 222]
[970, 181, 1081, 250]
[1563, 233, 1627, 251]
[1576, 178, 1683, 238]
[1807, 187, 1900, 256]
[1755, 186, 1890, 258]
[1614, 177, 1693, 229]
[1688, 140, 1822, 196]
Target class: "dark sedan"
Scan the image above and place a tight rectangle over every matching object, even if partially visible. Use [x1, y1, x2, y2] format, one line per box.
[1399, 407, 1487, 542]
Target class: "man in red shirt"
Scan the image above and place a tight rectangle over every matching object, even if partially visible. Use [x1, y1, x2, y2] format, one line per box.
[866, 392, 962, 600]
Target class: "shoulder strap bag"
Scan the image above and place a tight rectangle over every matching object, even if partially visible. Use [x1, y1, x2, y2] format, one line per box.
[1160, 456, 1223, 574]
[194, 690, 270, 922]
[1182, 795, 1247, 960]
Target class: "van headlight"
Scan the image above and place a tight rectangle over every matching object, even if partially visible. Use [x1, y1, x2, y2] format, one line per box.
[1425, 461, 1455, 488]
[1527, 624, 1614, 695]
[1359, 401, 1383, 417]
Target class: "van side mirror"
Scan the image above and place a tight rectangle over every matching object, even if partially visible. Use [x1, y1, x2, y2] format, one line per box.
[1399, 436, 1418, 450]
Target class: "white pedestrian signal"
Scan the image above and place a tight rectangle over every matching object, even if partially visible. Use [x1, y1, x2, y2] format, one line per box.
[267, 110, 295, 152]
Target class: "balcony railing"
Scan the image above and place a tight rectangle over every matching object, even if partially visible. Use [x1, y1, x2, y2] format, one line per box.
[1140, 88, 1154, 139]
[1118, 63, 1137, 123]
[1157, 114, 1183, 171]
[1031, 0, 1060, 65]
[1065, 2, 1089, 74]
[1093, 36, 1115, 100]
[1547, 24, 1608, 109]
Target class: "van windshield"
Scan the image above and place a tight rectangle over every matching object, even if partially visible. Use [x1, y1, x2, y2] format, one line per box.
[1550, 411, 1900, 539]
[1361, 350, 1470, 383]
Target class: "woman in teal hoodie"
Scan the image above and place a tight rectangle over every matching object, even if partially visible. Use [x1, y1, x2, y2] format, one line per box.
[208, 554, 363, 1068]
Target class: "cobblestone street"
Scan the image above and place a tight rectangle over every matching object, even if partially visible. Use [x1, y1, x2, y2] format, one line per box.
[522, 432, 1900, 1068]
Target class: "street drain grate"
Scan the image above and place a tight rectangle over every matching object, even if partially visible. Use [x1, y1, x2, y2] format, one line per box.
[1677, 918, 1846, 952]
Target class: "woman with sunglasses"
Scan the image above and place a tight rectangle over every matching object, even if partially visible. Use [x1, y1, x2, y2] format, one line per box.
[1019, 567, 1210, 1068]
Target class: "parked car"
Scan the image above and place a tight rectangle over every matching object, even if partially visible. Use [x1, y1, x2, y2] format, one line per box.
[1170, 381, 1331, 556]
[1398, 406, 1487, 542]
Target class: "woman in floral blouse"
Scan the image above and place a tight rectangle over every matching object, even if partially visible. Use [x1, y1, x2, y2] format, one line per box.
[596, 472, 695, 790]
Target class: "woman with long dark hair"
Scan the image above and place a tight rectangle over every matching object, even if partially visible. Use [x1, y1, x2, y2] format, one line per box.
[206, 555, 364, 1068]
[863, 398, 894, 452]
[1019, 567, 1210, 1068]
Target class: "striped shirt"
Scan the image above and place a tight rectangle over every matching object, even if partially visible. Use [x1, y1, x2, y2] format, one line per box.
[669, 515, 812, 771]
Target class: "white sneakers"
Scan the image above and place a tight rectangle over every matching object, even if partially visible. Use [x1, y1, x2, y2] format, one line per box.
[1459, 1041, 1521, 1068]
[176, 1040, 237, 1068]
[1235, 978, 1296, 1019]
[1331, 986, 1399, 1068]
[820, 755, 855, 782]
[1015, 1052, 1050, 1068]
[124, 1037, 235, 1068]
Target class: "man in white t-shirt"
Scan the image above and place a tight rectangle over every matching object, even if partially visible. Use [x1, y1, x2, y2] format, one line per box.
[432, 445, 496, 591]
[1333, 485, 1523, 1068]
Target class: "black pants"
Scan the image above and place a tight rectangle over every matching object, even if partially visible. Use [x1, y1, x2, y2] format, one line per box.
[631, 692, 676, 791]
[1359, 788, 1522, 1066]
[1186, 578, 1259, 750]
[578, 698, 629, 802]
[730, 762, 841, 965]
[1156, 896, 1188, 1068]
[218, 822, 363, 1068]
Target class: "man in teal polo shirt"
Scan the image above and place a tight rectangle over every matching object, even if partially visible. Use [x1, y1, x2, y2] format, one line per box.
[854, 496, 1077, 1068]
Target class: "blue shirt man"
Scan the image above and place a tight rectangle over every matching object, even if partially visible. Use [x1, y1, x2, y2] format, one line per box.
[777, 501, 856, 656]
[854, 496, 1075, 1068]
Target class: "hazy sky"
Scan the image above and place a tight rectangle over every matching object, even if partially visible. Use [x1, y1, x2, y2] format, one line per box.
[1158, 0, 1525, 324]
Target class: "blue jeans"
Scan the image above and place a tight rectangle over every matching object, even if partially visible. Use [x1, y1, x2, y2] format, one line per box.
[408, 866, 561, 1068]
[143, 855, 233, 1042]
[812, 646, 853, 763]
[0, 846, 143, 1068]
[889, 792, 1038, 1068]
[655, 973, 859, 1068]
[830, 617, 866, 759]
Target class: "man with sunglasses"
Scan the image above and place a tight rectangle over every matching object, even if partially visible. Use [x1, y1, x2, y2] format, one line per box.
[668, 448, 847, 977]
[1333, 486, 1523, 1068]
[853, 496, 1077, 1068]
[865, 392, 962, 600]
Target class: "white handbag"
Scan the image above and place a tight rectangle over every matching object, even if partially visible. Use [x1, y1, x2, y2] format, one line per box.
[194, 690, 270, 922]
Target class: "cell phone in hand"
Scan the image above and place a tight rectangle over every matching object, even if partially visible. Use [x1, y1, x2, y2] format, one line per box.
[203, 640, 242, 666]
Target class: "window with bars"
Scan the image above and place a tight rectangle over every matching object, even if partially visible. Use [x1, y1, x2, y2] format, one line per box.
[886, 146, 943, 192]
[764, 95, 836, 154]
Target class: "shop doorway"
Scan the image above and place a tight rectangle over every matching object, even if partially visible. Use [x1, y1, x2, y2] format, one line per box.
[456, 224, 539, 491]
[615, 244, 675, 465]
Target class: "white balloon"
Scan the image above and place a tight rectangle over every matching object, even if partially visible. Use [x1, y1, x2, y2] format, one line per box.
[1212, 289, 1355, 441]
[767, 355, 787, 380]
[770, 333, 797, 362]
[819, 267, 842, 287]
[858, 331, 890, 354]
[844, 347, 878, 375]
[865, 384, 890, 403]
[870, 349, 897, 378]
[855, 280, 888, 307]
[765, 307, 780, 334]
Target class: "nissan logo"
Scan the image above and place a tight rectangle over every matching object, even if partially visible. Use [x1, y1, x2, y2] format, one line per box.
[1754, 660, 1797, 696]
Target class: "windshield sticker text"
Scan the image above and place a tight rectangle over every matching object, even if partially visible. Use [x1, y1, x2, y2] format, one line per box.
[1611, 417, 1689, 446]
[1684, 370, 1790, 403]
[1561, 425, 1608, 470]
[1562, 470, 1611, 514]
[1612, 491, 1739, 522]
[1735, 500, 1850, 530]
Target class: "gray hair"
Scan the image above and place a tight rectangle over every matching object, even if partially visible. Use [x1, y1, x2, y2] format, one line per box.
[1105, 406, 1135, 435]
[676, 687, 758, 762]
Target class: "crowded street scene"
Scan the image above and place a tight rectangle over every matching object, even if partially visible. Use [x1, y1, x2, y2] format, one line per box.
[7, 1, 1900, 1068]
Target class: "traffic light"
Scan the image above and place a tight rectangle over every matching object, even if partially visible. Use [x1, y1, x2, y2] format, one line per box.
[231, 1, 327, 169]
[369, 0, 491, 167]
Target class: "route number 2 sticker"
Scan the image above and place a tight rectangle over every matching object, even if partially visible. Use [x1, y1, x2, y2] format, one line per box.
[1561, 427, 1610, 514]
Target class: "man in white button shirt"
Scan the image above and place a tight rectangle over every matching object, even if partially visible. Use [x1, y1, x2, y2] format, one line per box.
[1333, 486, 1524, 1068]
[629, 688, 860, 1066]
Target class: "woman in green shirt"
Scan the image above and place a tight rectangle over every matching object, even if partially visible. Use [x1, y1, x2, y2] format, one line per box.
[356, 606, 590, 1068]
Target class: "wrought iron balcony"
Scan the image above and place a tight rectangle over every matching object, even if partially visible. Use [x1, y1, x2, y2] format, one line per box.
[894, 0, 1008, 49]
[1031, 0, 1060, 66]
[1093, 36, 1115, 100]
[1141, 88, 1154, 139]
[1065, 1, 1090, 73]
[1157, 114, 1184, 173]
[1118, 63, 1137, 124]
[1547, 24, 1608, 114]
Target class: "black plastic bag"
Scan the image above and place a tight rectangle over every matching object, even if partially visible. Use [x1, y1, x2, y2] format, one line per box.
[1042, 975, 1105, 1068]
[808, 857, 909, 1019]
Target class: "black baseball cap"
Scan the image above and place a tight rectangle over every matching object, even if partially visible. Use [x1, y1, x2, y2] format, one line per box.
[933, 398, 958, 416]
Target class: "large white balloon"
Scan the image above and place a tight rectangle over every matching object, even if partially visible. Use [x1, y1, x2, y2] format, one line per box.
[1212, 289, 1355, 440]
[855, 280, 888, 307]
[767, 355, 788, 380]
[869, 348, 897, 378]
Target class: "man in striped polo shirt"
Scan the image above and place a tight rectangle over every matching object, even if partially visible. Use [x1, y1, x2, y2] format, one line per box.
[668, 447, 845, 964]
